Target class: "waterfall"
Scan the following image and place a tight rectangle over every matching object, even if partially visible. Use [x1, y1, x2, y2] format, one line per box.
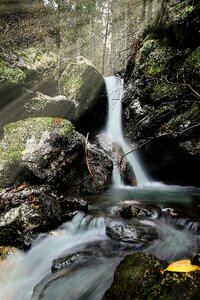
[105, 75, 150, 186]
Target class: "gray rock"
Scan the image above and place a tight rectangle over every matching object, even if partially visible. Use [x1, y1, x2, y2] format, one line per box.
[0, 193, 62, 248]
[60, 56, 107, 134]
[0, 117, 113, 193]
[106, 221, 157, 244]
[120, 205, 151, 219]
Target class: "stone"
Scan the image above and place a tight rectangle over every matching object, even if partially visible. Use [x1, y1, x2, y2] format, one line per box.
[60, 56, 107, 134]
[106, 221, 157, 245]
[120, 205, 151, 219]
[103, 252, 200, 300]
[0, 117, 113, 193]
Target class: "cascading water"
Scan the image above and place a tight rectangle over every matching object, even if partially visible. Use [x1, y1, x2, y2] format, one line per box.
[0, 213, 117, 300]
[105, 75, 150, 186]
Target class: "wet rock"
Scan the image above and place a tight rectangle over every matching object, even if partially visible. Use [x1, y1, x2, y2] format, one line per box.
[112, 142, 137, 186]
[0, 192, 62, 248]
[57, 197, 88, 213]
[57, 196, 88, 221]
[51, 251, 90, 273]
[66, 144, 113, 194]
[60, 56, 107, 135]
[106, 221, 157, 244]
[0, 117, 112, 193]
[94, 134, 137, 186]
[120, 205, 151, 219]
[103, 252, 200, 300]
[191, 253, 200, 267]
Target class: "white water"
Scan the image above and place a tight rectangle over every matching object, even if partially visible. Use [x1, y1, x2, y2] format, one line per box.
[0, 213, 110, 300]
[105, 76, 150, 186]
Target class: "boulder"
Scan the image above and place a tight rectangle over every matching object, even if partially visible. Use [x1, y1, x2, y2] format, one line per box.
[51, 251, 91, 273]
[59, 56, 107, 135]
[94, 134, 137, 186]
[23, 93, 76, 122]
[103, 252, 200, 300]
[106, 221, 157, 245]
[0, 55, 107, 138]
[0, 117, 112, 193]
[0, 194, 62, 248]
[0, 187, 90, 248]
[120, 205, 151, 219]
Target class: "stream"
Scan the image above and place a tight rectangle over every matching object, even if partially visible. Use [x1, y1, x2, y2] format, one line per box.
[0, 185, 200, 299]
[0, 76, 199, 299]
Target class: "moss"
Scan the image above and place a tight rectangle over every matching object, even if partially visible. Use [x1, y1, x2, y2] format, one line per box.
[0, 246, 17, 261]
[0, 60, 26, 85]
[147, 60, 162, 76]
[3, 117, 74, 141]
[162, 103, 200, 133]
[17, 47, 57, 71]
[152, 83, 187, 103]
[60, 61, 85, 97]
[185, 47, 200, 69]
[103, 253, 200, 300]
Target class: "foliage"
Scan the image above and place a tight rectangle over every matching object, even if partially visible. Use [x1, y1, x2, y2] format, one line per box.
[0, 60, 26, 84]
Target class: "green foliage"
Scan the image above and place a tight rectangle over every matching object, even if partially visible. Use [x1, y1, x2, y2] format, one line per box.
[0, 60, 26, 84]
[185, 47, 200, 69]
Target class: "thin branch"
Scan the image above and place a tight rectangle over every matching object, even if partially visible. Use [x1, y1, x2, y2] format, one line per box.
[84, 133, 99, 189]
[147, 76, 200, 100]
[118, 123, 200, 167]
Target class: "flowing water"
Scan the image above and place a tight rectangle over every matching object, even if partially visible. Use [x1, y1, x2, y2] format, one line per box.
[0, 185, 200, 300]
[104, 76, 150, 186]
[0, 76, 200, 299]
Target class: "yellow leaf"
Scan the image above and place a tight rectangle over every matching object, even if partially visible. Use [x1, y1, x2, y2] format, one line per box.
[161, 259, 200, 274]
[34, 205, 40, 209]
[15, 184, 26, 192]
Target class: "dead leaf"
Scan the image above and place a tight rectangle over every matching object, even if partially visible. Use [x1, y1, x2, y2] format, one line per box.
[15, 184, 26, 192]
[161, 259, 200, 274]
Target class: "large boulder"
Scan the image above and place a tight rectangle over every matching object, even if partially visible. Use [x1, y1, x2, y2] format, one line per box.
[0, 54, 107, 138]
[59, 56, 107, 135]
[122, 2, 200, 186]
[0, 117, 113, 193]
[103, 252, 200, 300]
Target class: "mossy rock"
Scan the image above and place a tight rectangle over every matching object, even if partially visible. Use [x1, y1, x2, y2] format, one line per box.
[59, 56, 107, 134]
[0, 117, 79, 188]
[103, 253, 200, 300]
[0, 60, 26, 85]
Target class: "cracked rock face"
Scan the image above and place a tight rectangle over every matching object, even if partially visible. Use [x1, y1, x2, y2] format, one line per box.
[0, 117, 113, 194]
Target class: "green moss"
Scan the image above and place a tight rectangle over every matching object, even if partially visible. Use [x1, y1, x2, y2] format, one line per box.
[17, 47, 57, 71]
[0, 60, 26, 85]
[60, 62, 85, 97]
[147, 60, 162, 76]
[185, 47, 200, 69]
[103, 253, 200, 300]
[161, 103, 200, 133]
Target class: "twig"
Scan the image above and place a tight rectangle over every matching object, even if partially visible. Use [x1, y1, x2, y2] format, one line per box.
[84, 133, 99, 189]
[119, 123, 200, 167]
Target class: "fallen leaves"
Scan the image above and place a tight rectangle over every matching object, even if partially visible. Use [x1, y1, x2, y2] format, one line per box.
[15, 184, 26, 192]
[161, 259, 200, 274]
